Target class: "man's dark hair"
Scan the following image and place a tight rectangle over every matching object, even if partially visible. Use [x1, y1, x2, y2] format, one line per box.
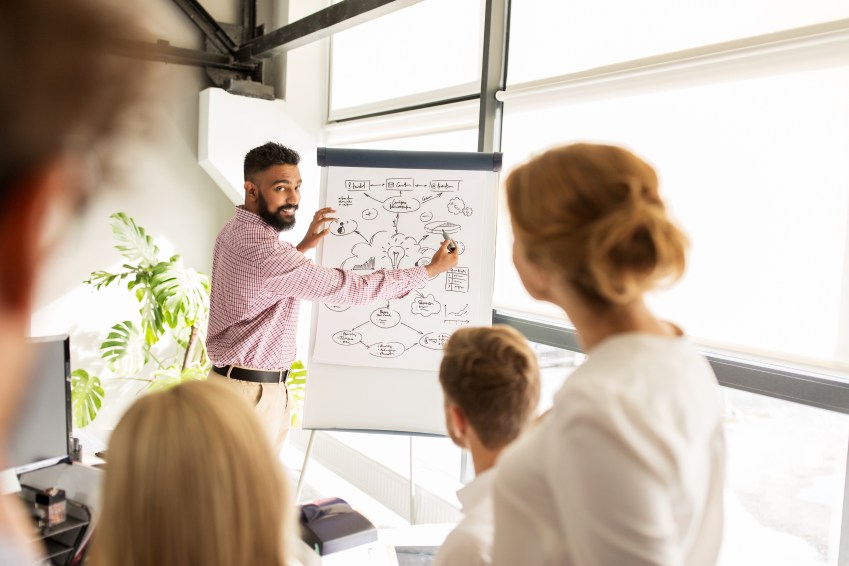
[0, 0, 149, 200]
[244, 142, 301, 181]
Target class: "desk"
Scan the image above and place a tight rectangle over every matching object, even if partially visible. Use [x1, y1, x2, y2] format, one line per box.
[292, 523, 453, 566]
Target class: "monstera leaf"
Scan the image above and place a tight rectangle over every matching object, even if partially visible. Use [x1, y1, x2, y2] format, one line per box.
[151, 257, 210, 327]
[71, 369, 104, 429]
[100, 320, 148, 375]
[110, 212, 160, 267]
[136, 283, 165, 345]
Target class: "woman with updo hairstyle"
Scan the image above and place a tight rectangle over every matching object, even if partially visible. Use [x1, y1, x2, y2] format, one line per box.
[91, 379, 292, 566]
[492, 143, 725, 566]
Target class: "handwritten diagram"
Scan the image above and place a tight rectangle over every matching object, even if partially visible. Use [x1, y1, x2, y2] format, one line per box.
[312, 165, 490, 371]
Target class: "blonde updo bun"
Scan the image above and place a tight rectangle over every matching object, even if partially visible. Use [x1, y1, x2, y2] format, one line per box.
[506, 143, 688, 306]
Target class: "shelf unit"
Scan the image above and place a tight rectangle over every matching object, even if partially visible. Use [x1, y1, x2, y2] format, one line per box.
[29, 499, 90, 566]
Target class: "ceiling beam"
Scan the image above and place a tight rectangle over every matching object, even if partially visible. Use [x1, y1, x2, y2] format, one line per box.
[172, 0, 239, 55]
[236, 0, 426, 61]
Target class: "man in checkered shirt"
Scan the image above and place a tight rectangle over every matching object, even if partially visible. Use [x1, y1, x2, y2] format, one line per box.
[207, 142, 458, 451]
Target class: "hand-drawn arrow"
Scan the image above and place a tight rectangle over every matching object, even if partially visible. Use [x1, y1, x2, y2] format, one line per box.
[417, 234, 429, 244]
[401, 322, 424, 334]
[364, 193, 383, 203]
[421, 192, 443, 203]
[352, 230, 369, 243]
[393, 213, 399, 234]
[353, 321, 370, 331]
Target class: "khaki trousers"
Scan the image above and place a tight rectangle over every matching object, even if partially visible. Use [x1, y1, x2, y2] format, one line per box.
[208, 368, 291, 453]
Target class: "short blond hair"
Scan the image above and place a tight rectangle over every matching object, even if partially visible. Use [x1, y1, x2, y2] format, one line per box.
[506, 143, 688, 306]
[439, 325, 540, 449]
[92, 380, 290, 566]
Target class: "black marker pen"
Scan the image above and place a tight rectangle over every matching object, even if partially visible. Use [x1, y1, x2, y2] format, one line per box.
[442, 229, 457, 253]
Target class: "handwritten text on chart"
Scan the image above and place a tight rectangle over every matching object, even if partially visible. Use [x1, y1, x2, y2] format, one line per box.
[387, 178, 414, 190]
[429, 180, 460, 192]
[445, 267, 470, 293]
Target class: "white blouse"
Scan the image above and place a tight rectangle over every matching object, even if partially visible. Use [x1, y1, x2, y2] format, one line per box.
[492, 333, 725, 566]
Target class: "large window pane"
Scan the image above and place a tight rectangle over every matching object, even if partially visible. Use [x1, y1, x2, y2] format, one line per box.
[496, 62, 849, 366]
[330, 0, 482, 115]
[720, 389, 848, 565]
[509, 1, 849, 84]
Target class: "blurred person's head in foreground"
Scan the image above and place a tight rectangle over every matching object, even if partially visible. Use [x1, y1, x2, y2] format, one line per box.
[0, 0, 150, 457]
[93, 380, 291, 566]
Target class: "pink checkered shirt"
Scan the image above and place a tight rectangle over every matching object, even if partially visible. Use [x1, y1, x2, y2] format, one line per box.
[207, 207, 428, 370]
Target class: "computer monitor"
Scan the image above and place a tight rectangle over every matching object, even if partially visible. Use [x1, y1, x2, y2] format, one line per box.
[8, 335, 73, 474]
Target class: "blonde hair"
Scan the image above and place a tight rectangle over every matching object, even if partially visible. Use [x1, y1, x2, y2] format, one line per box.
[439, 325, 540, 449]
[92, 380, 290, 566]
[506, 143, 688, 306]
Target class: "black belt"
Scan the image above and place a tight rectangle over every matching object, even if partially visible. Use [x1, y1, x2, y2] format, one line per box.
[213, 365, 289, 384]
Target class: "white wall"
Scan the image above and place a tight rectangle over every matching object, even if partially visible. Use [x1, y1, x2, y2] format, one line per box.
[29, 0, 334, 434]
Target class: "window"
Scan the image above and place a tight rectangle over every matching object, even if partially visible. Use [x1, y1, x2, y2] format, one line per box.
[508, 1, 849, 84]
[329, 0, 483, 119]
[720, 388, 848, 565]
[496, 34, 849, 367]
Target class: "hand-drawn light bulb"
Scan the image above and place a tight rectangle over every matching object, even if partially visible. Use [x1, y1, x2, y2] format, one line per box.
[388, 245, 406, 269]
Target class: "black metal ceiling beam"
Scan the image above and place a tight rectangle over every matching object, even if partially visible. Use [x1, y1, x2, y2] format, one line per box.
[242, 0, 258, 41]
[172, 0, 239, 55]
[235, 0, 426, 61]
[112, 39, 257, 72]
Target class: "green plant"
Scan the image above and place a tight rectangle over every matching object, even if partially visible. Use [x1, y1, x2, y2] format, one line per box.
[287, 360, 308, 428]
[71, 212, 211, 428]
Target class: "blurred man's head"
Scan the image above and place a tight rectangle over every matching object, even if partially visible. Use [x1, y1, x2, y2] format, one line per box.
[439, 325, 540, 459]
[0, 0, 149, 455]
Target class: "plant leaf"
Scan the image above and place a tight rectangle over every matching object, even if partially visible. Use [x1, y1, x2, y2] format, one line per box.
[180, 365, 210, 382]
[151, 257, 210, 327]
[287, 360, 307, 428]
[110, 212, 160, 267]
[138, 284, 164, 345]
[70, 369, 105, 429]
[84, 270, 126, 290]
[147, 364, 207, 392]
[147, 367, 181, 392]
[100, 321, 148, 375]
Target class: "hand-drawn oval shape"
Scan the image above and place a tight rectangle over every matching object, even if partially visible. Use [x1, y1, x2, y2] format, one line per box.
[362, 208, 378, 220]
[367, 342, 405, 358]
[370, 307, 401, 328]
[419, 332, 451, 350]
[324, 304, 351, 312]
[332, 330, 362, 346]
[420, 211, 433, 222]
[424, 220, 460, 234]
[382, 197, 421, 214]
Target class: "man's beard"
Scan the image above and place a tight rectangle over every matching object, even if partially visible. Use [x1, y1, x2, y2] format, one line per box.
[257, 191, 298, 232]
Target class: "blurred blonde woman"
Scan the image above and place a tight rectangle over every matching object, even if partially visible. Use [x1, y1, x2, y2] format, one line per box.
[92, 379, 291, 566]
[493, 143, 725, 566]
